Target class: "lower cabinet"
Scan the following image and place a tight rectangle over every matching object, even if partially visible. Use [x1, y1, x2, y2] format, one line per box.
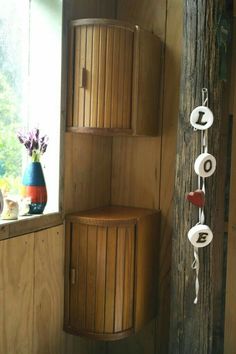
[64, 206, 160, 341]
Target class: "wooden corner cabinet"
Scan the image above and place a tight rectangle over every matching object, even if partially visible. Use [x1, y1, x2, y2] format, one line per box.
[64, 206, 160, 341]
[67, 19, 161, 136]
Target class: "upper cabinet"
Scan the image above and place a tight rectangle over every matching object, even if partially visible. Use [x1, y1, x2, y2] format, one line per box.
[66, 19, 161, 136]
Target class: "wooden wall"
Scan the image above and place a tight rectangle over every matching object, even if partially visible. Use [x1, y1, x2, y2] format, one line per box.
[224, 14, 236, 354]
[63, 0, 182, 353]
[0, 1, 182, 354]
[108, 1, 182, 354]
[0, 226, 65, 354]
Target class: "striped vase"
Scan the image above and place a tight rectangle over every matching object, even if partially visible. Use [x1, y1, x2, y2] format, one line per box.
[22, 162, 47, 214]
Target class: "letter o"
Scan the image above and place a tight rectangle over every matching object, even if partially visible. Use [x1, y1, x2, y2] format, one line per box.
[194, 153, 216, 178]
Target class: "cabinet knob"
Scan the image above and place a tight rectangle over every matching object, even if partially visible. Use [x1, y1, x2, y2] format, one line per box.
[80, 67, 87, 88]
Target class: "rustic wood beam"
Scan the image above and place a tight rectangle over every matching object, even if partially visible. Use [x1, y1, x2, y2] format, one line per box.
[170, 1, 231, 353]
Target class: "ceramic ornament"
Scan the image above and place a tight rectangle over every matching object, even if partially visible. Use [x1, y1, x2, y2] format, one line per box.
[190, 106, 214, 130]
[188, 224, 213, 248]
[194, 152, 216, 178]
[187, 190, 205, 208]
[187, 88, 216, 304]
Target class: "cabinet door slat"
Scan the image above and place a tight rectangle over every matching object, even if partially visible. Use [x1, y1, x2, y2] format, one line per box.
[86, 225, 97, 331]
[90, 26, 100, 128]
[104, 27, 114, 128]
[117, 29, 126, 129]
[97, 26, 107, 128]
[69, 223, 80, 326]
[104, 227, 117, 332]
[122, 226, 135, 329]
[95, 226, 107, 333]
[123, 31, 133, 129]
[73, 27, 81, 127]
[78, 26, 87, 127]
[110, 29, 120, 128]
[84, 26, 93, 127]
[77, 223, 88, 328]
[114, 227, 126, 332]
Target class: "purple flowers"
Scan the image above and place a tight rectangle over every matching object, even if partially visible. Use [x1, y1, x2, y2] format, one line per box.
[17, 128, 48, 162]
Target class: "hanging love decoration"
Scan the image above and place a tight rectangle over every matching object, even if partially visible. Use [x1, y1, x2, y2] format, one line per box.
[186, 88, 216, 304]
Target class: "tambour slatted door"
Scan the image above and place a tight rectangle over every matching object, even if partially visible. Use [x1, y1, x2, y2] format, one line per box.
[64, 206, 160, 341]
[66, 19, 161, 136]
[68, 21, 134, 133]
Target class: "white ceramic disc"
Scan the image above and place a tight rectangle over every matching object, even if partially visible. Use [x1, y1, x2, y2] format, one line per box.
[188, 224, 213, 248]
[190, 106, 214, 130]
[194, 153, 216, 178]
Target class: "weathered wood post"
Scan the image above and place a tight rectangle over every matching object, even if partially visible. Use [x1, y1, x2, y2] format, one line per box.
[170, 1, 231, 353]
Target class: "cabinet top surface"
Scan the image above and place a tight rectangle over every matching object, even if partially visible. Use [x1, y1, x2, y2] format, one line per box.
[66, 206, 159, 225]
[70, 18, 137, 31]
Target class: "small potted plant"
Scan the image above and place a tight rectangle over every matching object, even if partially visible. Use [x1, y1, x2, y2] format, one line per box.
[17, 128, 48, 214]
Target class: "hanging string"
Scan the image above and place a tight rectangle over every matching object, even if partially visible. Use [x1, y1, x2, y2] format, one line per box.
[193, 87, 208, 304]
[191, 246, 200, 304]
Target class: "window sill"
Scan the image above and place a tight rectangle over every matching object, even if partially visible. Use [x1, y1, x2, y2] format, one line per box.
[0, 212, 63, 241]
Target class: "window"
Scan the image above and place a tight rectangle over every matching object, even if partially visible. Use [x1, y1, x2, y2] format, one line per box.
[0, 0, 62, 213]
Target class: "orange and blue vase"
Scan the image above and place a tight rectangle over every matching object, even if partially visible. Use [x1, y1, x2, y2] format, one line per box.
[22, 162, 47, 214]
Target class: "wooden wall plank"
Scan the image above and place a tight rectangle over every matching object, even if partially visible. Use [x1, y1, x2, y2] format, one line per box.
[33, 226, 65, 354]
[0, 234, 34, 354]
[64, 132, 112, 214]
[224, 18, 236, 354]
[157, 1, 182, 353]
[170, 1, 227, 353]
[111, 136, 160, 209]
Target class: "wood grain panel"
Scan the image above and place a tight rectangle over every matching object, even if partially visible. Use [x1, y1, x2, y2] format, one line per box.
[90, 25, 100, 127]
[86, 225, 97, 331]
[33, 226, 65, 354]
[67, 26, 75, 127]
[111, 29, 120, 128]
[97, 26, 107, 128]
[84, 25, 93, 127]
[104, 27, 114, 128]
[0, 234, 34, 354]
[122, 30, 133, 129]
[117, 29, 126, 128]
[75, 223, 88, 329]
[134, 29, 161, 136]
[95, 227, 107, 332]
[78, 25, 87, 128]
[122, 226, 135, 330]
[116, 0, 166, 40]
[64, 132, 112, 214]
[224, 18, 236, 354]
[73, 26, 81, 127]
[69, 223, 80, 327]
[68, 0, 116, 20]
[157, 1, 182, 353]
[114, 227, 126, 332]
[111, 136, 160, 209]
[104, 227, 117, 333]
